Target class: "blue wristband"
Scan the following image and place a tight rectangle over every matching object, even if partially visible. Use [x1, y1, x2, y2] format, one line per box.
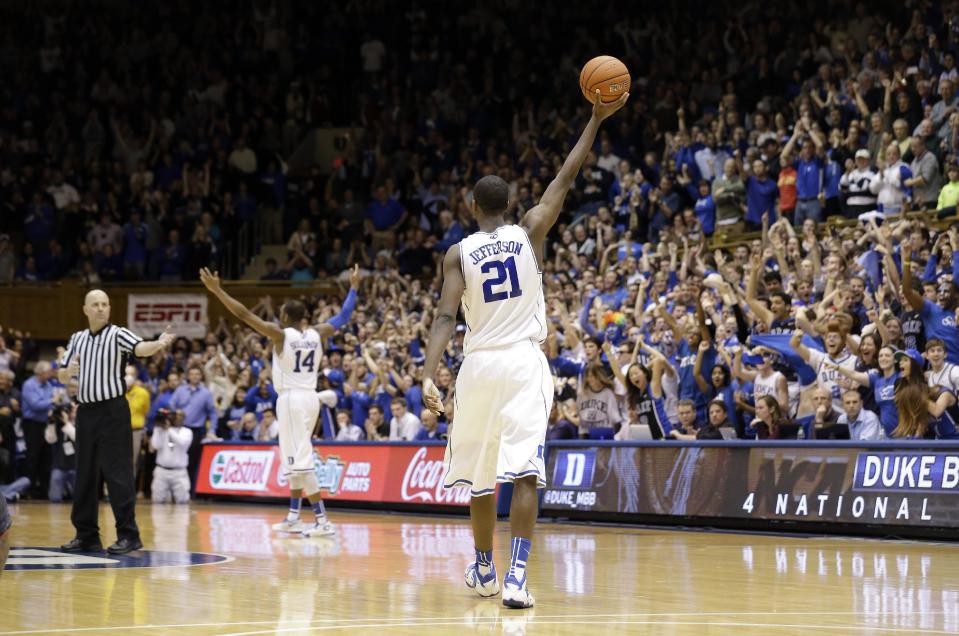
[328, 289, 357, 330]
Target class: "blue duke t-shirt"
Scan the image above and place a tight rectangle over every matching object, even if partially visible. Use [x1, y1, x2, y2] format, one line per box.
[868, 371, 899, 437]
[921, 300, 959, 364]
[676, 339, 714, 411]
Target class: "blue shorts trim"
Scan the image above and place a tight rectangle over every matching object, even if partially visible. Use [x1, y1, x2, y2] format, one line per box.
[498, 469, 546, 488]
[444, 478, 496, 496]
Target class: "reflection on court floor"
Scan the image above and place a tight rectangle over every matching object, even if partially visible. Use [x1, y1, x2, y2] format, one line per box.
[3, 501, 958, 635]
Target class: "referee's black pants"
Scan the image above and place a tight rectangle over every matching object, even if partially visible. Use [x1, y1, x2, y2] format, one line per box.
[71, 397, 140, 543]
[23, 418, 50, 498]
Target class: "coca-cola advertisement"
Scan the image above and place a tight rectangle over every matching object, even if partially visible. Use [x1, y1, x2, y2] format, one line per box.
[388, 446, 472, 506]
[196, 441, 471, 508]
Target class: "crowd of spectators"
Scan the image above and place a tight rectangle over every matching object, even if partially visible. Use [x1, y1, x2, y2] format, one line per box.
[8, 1, 959, 501]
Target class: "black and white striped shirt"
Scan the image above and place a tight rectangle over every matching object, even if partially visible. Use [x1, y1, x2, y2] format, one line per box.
[60, 324, 143, 404]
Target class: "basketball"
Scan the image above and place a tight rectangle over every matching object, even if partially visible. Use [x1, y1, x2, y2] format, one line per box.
[579, 55, 630, 103]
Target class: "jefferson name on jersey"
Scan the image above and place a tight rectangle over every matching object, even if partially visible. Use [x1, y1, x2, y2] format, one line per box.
[459, 225, 546, 354]
[465, 239, 525, 265]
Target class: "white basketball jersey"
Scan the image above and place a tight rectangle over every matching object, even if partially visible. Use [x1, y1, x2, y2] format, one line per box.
[928, 363, 959, 392]
[459, 224, 547, 354]
[753, 371, 784, 402]
[272, 327, 322, 392]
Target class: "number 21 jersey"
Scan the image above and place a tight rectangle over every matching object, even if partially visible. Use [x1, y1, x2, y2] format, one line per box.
[272, 327, 321, 391]
[459, 224, 546, 355]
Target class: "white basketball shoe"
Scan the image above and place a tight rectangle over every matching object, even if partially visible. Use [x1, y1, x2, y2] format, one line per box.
[502, 573, 534, 609]
[301, 518, 336, 538]
[465, 562, 500, 597]
[272, 518, 307, 533]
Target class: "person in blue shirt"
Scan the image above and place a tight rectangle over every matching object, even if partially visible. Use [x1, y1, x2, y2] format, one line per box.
[24, 194, 55, 246]
[147, 371, 179, 431]
[919, 239, 959, 284]
[169, 366, 218, 488]
[827, 346, 899, 437]
[823, 146, 842, 217]
[660, 302, 714, 421]
[890, 348, 932, 439]
[412, 410, 447, 441]
[244, 378, 278, 421]
[781, 119, 826, 224]
[432, 210, 464, 252]
[579, 288, 629, 346]
[248, 347, 266, 382]
[693, 180, 716, 236]
[693, 342, 740, 433]
[595, 272, 630, 310]
[550, 338, 602, 386]
[745, 159, 778, 231]
[345, 352, 377, 416]
[122, 210, 149, 279]
[158, 229, 186, 281]
[648, 175, 680, 241]
[217, 388, 249, 439]
[22, 361, 55, 499]
[901, 249, 959, 364]
[403, 374, 424, 419]
[365, 185, 407, 249]
[928, 386, 959, 439]
[616, 240, 643, 263]
[647, 354, 675, 439]
[836, 390, 885, 440]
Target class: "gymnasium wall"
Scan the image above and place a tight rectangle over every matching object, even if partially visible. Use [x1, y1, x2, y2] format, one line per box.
[0, 282, 342, 341]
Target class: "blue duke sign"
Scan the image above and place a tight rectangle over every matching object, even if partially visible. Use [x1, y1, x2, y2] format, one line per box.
[551, 450, 597, 490]
[853, 452, 959, 494]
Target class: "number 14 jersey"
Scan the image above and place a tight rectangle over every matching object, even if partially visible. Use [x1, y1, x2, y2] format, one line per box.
[459, 224, 547, 355]
[273, 327, 321, 391]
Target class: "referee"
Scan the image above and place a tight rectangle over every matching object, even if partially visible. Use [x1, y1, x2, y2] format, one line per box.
[58, 289, 175, 554]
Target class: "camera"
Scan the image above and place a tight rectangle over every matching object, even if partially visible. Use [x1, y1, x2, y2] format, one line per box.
[155, 408, 173, 429]
[49, 404, 71, 426]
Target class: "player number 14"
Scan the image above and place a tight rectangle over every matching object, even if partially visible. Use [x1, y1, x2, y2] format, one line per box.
[481, 256, 523, 303]
[293, 349, 315, 373]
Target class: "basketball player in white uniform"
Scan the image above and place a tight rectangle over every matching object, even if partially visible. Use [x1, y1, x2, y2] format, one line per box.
[200, 266, 360, 537]
[422, 89, 628, 609]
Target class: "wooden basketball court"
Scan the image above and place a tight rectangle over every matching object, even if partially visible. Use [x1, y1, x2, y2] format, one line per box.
[3, 501, 957, 634]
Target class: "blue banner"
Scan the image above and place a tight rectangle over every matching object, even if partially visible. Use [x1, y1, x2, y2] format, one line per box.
[853, 452, 959, 494]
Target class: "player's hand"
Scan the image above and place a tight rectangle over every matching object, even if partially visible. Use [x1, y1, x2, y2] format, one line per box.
[157, 325, 176, 349]
[199, 267, 222, 293]
[422, 378, 445, 414]
[349, 263, 360, 290]
[592, 88, 629, 121]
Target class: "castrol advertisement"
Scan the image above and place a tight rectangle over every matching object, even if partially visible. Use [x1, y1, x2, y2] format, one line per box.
[196, 442, 471, 507]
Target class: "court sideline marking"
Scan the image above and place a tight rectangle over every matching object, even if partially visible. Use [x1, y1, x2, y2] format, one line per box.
[225, 620, 955, 635]
[0, 611, 950, 635]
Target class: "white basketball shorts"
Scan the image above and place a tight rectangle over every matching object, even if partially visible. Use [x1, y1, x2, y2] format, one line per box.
[443, 339, 553, 496]
[276, 389, 320, 477]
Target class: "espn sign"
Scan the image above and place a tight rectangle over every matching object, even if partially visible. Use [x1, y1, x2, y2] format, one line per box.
[128, 294, 208, 339]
